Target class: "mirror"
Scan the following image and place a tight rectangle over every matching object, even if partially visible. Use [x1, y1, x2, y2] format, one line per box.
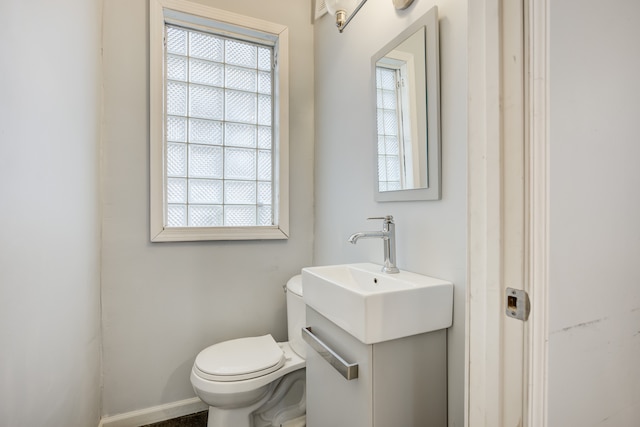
[372, 6, 440, 201]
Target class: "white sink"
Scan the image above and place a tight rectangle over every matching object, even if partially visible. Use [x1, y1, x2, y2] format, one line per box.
[302, 263, 453, 344]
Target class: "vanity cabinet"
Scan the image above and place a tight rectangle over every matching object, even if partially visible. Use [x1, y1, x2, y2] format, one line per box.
[304, 307, 447, 427]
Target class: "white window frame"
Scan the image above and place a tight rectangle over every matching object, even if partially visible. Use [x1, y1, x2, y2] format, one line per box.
[149, 0, 289, 242]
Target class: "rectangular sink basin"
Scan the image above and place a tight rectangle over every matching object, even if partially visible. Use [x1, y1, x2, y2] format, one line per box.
[302, 263, 453, 344]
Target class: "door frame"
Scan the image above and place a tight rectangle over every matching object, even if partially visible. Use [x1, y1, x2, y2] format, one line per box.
[524, 0, 549, 425]
[466, 0, 550, 425]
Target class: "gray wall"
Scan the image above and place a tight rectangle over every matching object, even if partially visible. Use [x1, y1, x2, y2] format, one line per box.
[0, 0, 103, 425]
[7, 0, 638, 424]
[312, 2, 467, 426]
[548, 0, 640, 424]
[101, 0, 315, 416]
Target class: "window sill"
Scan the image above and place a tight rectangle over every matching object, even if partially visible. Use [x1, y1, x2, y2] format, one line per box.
[150, 225, 289, 242]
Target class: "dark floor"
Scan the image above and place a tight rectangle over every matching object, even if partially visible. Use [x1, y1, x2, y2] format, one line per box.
[140, 411, 208, 427]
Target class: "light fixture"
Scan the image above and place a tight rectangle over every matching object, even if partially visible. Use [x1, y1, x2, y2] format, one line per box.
[325, 0, 368, 33]
[325, 0, 416, 33]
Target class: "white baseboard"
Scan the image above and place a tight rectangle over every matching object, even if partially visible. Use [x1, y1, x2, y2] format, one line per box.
[98, 397, 208, 427]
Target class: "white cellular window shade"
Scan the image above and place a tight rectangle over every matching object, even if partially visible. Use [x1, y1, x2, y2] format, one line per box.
[150, 0, 289, 242]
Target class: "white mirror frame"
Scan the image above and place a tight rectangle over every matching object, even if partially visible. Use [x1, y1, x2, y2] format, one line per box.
[372, 6, 440, 202]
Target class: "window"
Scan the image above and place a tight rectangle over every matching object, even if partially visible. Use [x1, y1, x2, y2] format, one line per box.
[150, 0, 289, 241]
[375, 53, 419, 193]
[376, 65, 404, 192]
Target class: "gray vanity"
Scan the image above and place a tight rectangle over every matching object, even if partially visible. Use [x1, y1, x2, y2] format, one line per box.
[301, 263, 453, 426]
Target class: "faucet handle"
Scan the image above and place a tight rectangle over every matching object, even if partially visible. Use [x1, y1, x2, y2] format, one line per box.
[367, 215, 394, 223]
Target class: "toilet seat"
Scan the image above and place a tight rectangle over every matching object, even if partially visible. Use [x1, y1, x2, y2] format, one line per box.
[191, 341, 305, 398]
[194, 335, 285, 382]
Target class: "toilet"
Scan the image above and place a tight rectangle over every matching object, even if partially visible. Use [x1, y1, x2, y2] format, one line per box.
[190, 275, 307, 427]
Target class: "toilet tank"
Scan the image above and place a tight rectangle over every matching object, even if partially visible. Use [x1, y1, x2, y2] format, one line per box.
[286, 275, 306, 359]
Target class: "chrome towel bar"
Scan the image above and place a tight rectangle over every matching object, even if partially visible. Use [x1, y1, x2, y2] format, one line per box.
[302, 326, 359, 380]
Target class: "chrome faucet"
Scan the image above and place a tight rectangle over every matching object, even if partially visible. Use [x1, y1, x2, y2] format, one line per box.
[348, 216, 400, 274]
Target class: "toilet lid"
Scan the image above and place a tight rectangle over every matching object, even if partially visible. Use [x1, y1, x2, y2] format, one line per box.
[286, 275, 303, 297]
[194, 335, 285, 382]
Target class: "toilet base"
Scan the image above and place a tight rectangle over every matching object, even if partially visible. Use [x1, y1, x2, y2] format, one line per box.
[205, 381, 273, 427]
[207, 403, 260, 427]
[253, 369, 305, 427]
[205, 369, 306, 427]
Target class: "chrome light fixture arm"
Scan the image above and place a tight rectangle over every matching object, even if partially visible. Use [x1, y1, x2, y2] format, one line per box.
[335, 0, 368, 33]
[328, 0, 415, 33]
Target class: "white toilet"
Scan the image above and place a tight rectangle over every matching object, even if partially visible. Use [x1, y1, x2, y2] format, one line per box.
[190, 275, 307, 427]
